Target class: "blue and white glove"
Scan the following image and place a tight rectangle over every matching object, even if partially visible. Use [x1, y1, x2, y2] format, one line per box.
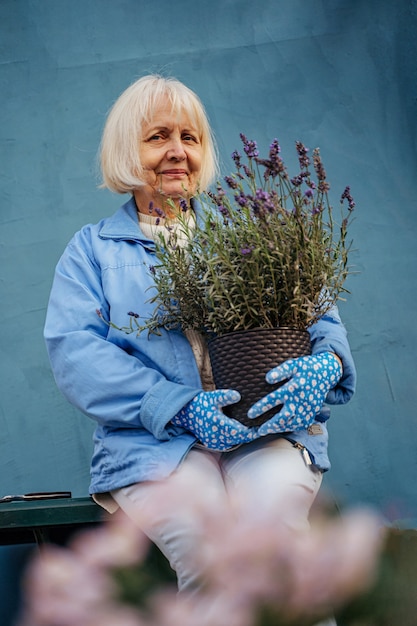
[247, 352, 343, 437]
[172, 389, 257, 451]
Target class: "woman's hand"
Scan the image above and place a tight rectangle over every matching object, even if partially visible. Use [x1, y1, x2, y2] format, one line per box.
[247, 352, 343, 437]
[172, 389, 257, 450]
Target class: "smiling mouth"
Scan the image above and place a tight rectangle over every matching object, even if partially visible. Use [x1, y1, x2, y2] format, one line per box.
[160, 169, 188, 176]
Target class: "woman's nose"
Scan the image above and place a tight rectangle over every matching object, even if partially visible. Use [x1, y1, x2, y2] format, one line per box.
[166, 137, 186, 161]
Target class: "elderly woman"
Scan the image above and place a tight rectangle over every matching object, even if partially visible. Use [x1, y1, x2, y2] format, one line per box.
[44, 75, 356, 612]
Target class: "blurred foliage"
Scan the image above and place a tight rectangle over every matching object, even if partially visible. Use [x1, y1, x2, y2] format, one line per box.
[335, 529, 417, 626]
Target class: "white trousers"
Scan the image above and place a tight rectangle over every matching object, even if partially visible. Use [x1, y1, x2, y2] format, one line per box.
[111, 437, 323, 591]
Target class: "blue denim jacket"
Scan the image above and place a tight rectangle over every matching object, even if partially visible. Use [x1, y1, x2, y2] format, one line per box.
[44, 197, 356, 493]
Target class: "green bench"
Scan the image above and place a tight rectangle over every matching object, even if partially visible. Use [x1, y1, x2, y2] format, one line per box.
[0, 496, 103, 546]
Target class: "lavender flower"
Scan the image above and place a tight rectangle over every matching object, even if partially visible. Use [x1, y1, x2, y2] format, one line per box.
[240, 133, 259, 158]
[253, 189, 275, 215]
[243, 164, 254, 179]
[341, 185, 356, 210]
[295, 140, 310, 169]
[269, 138, 281, 157]
[224, 175, 239, 190]
[291, 174, 305, 187]
[312, 203, 323, 215]
[155, 206, 166, 218]
[218, 205, 230, 217]
[231, 150, 242, 168]
[179, 198, 188, 212]
[318, 181, 330, 193]
[255, 139, 285, 181]
[235, 191, 249, 207]
[313, 148, 330, 193]
[208, 187, 226, 206]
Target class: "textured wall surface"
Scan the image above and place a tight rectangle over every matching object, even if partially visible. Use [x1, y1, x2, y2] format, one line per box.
[1, 0, 416, 512]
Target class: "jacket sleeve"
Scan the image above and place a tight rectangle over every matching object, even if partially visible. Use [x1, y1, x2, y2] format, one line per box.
[308, 305, 356, 405]
[43, 228, 201, 440]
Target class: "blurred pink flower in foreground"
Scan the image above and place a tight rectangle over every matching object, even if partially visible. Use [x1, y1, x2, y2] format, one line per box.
[17, 512, 148, 626]
[70, 509, 148, 569]
[17, 478, 385, 626]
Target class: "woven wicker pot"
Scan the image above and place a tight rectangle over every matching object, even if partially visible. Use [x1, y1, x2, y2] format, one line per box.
[207, 327, 311, 427]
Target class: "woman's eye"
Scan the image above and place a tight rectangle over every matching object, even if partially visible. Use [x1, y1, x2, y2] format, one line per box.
[183, 134, 197, 142]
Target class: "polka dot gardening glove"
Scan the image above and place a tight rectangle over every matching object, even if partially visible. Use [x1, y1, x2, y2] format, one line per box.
[172, 389, 257, 451]
[247, 352, 343, 437]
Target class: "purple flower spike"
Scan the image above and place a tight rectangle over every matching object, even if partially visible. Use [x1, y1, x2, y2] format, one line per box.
[256, 139, 286, 179]
[318, 181, 331, 193]
[341, 186, 356, 211]
[232, 150, 242, 168]
[243, 165, 253, 179]
[224, 175, 238, 189]
[240, 133, 259, 158]
[155, 206, 166, 218]
[235, 191, 249, 207]
[313, 148, 329, 192]
[291, 174, 304, 187]
[219, 205, 230, 217]
[296, 141, 310, 169]
[270, 138, 281, 155]
[268, 140, 284, 174]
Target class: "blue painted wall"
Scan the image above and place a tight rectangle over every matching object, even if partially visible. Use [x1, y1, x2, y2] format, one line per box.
[1, 0, 417, 512]
[1, 0, 417, 620]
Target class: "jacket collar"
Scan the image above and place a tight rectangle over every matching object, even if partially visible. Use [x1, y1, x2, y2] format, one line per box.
[98, 196, 153, 245]
[98, 196, 205, 247]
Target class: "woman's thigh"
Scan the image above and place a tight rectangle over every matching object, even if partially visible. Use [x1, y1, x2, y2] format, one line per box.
[111, 447, 228, 591]
[221, 437, 323, 530]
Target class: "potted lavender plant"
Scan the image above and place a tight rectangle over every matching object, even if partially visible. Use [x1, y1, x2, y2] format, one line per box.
[107, 135, 355, 425]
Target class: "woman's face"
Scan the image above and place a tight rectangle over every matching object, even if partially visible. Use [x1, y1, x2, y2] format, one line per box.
[134, 100, 203, 216]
